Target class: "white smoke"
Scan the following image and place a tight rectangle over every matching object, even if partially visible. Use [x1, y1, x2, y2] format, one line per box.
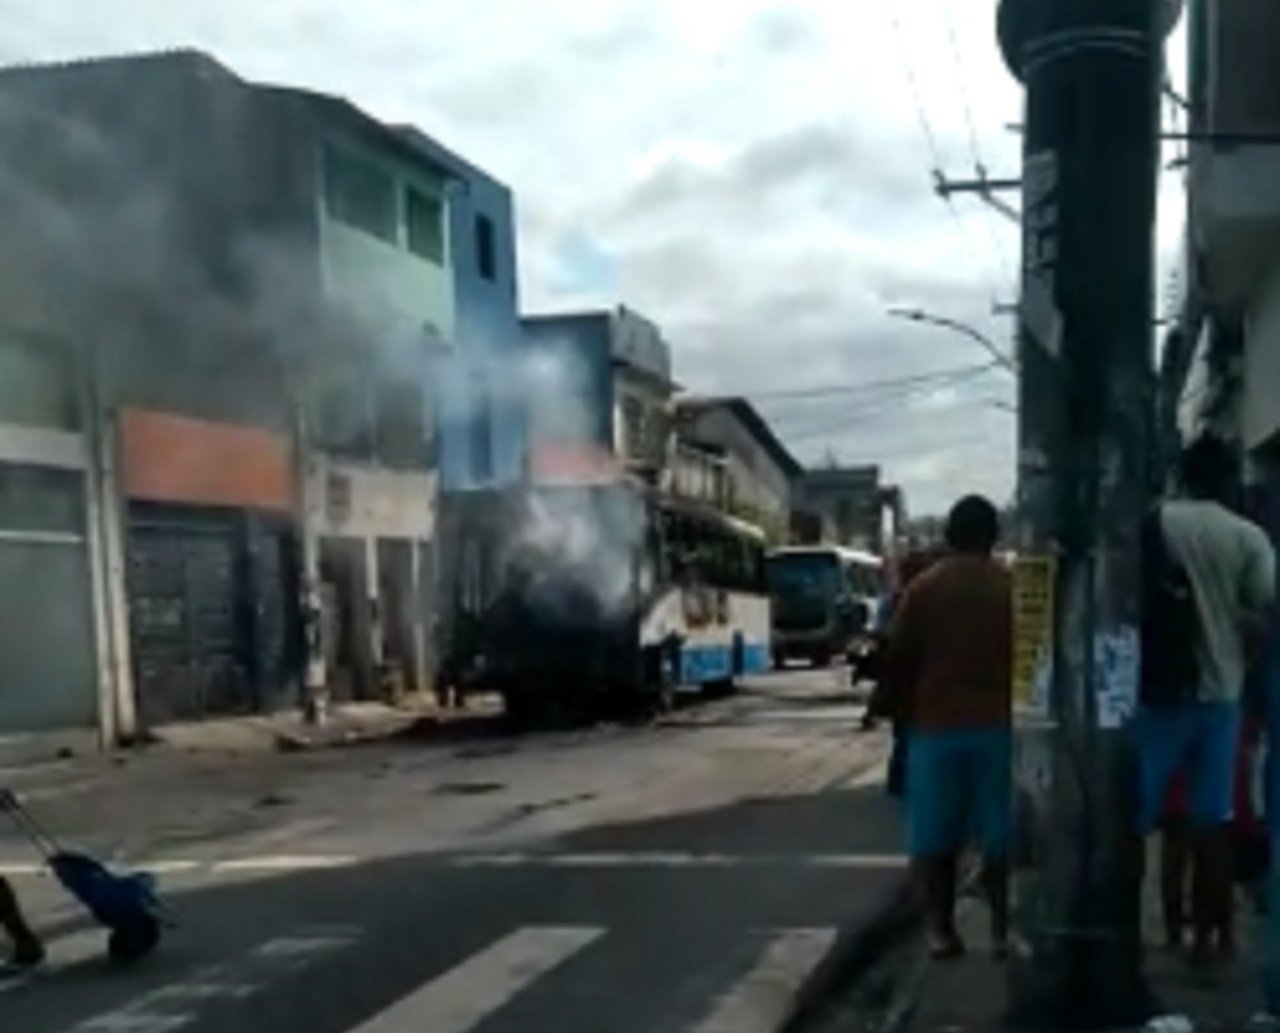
[489, 343, 653, 624]
[0, 84, 653, 639]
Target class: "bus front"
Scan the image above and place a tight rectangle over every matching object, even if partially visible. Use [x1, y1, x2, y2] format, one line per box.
[765, 548, 849, 668]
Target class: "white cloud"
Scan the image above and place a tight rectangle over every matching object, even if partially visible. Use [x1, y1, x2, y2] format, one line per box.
[0, 0, 1190, 514]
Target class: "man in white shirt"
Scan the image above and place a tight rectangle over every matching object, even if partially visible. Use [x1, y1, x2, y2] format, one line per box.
[1138, 435, 1276, 965]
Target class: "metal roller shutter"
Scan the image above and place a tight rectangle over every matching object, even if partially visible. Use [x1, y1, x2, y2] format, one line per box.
[128, 515, 250, 725]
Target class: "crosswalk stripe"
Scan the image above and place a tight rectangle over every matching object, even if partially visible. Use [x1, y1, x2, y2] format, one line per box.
[70, 924, 362, 1032]
[691, 928, 838, 1033]
[347, 926, 603, 1033]
[0, 926, 106, 996]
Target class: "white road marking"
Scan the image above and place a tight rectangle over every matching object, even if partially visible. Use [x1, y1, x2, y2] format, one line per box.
[252, 927, 362, 962]
[449, 852, 531, 867]
[803, 853, 909, 868]
[347, 926, 603, 1033]
[71, 925, 362, 1033]
[0, 854, 358, 880]
[144, 977, 259, 1003]
[691, 928, 838, 1033]
[450, 851, 906, 869]
[144, 861, 202, 875]
[544, 851, 735, 867]
[211, 854, 357, 873]
[77, 1014, 189, 1033]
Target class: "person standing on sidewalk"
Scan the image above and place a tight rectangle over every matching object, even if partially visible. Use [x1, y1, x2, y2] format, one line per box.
[884, 495, 1013, 958]
[864, 548, 943, 798]
[1137, 435, 1275, 968]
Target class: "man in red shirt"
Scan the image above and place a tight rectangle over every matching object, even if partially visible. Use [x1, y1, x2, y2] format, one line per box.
[884, 495, 1013, 958]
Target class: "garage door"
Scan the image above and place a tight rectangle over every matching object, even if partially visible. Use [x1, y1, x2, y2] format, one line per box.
[0, 465, 97, 734]
[127, 514, 250, 725]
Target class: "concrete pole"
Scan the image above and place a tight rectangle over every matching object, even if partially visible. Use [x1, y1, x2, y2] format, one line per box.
[85, 343, 137, 744]
[997, 0, 1171, 1026]
[294, 399, 328, 724]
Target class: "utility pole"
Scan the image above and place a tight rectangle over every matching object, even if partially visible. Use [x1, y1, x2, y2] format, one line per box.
[935, 170, 1024, 223]
[996, 0, 1175, 1027]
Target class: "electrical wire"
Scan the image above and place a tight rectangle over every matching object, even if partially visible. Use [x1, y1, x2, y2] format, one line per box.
[881, 0, 945, 172]
[937, 0, 1017, 285]
[939, 0, 982, 166]
[779, 372, 1008, 443]
[764, 374, 1000, 437]
[761, 370, 1000, 434]
[799, 429, 1008, 469]
[744, 360, 997, 403]
[880, 0, 1008, 308]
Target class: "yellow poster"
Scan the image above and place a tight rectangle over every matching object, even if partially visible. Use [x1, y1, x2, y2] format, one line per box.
[1012, 553, 1056, 714]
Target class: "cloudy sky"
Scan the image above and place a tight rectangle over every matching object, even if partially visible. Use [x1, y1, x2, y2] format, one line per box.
[0, 1, 1190, 514]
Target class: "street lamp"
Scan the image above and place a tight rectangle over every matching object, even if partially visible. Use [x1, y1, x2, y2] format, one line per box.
[886, 307, 1017, 374]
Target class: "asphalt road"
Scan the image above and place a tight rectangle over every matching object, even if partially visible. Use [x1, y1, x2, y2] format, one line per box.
[1, 667, 904, 1033]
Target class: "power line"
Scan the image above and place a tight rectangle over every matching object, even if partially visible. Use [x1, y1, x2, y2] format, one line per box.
[757, 367, 1002, 437]
[881, 0, 945, 172]
[879, 0, 1007, 306]
[938, 0, 982, 170]
[746, 360, 997, 403]
[799, 429, 1009, 468]
[936, 0, 1017, 285]
[779, 373, 1009, 443]
[764, 372, 1003, 437]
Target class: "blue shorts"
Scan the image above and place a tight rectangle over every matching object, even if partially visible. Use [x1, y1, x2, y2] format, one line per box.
[906, 727, 1012, 860]
[1136, 700, 1240, 832]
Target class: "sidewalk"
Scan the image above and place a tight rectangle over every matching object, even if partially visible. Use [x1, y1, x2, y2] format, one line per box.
[0, 693, 504, 771]
[154, 695, 494, 754]
[869, 866, 1264, 1033]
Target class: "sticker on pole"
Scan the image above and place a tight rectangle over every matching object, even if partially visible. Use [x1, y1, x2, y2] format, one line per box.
[1012, 553, 1055, 718]
[1094, 626, 1139, 730]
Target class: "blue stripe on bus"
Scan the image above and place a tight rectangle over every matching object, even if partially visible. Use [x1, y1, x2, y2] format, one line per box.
[742, 644, 771, 674]
[679, 643, 770, 684]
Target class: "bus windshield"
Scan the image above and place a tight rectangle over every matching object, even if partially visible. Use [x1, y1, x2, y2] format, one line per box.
[766, 553, 839, 602]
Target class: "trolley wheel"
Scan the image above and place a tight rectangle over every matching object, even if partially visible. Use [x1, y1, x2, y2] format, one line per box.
[108, 918, 160, 965]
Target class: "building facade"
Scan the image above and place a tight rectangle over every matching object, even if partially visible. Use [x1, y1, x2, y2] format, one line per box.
[669, 397, 800, 543]
[0, 50, 519, 740]
[521, 306, 676, 481]
[793, 466, 897, 553]
[1170, 3, 1280, 508]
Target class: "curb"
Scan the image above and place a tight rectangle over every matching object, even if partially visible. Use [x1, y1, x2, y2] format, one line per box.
[0, 731, 98, 770]
[780, 873, 921, 1033]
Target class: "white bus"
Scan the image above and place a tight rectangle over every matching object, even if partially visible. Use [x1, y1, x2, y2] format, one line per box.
[640, 497, 771, 699]
[455, 480, 771, 719]
[766, 545, 884, 667]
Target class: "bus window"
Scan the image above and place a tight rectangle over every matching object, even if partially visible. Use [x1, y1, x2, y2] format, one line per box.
[664, 512, 693, 582]
[845, 561, 882, 599]
[845, 562, 864, 598]
[647, 516, 668, 587]
[747, 541, 766, 592]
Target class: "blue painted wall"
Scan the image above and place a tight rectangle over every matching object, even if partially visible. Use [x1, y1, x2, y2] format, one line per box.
[397, 129, 524, 491]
